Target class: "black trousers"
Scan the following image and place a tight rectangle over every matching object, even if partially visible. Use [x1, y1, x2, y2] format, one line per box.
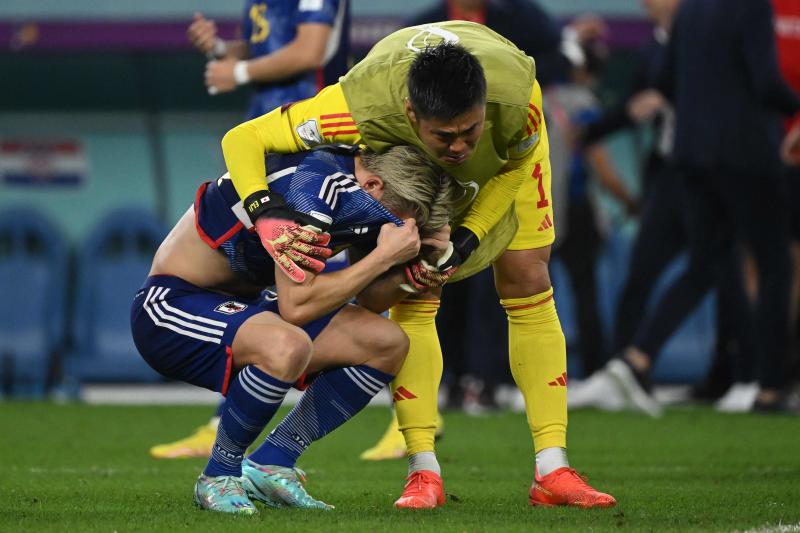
[633, 166, 791, 389]
[613, 162, 686, 353]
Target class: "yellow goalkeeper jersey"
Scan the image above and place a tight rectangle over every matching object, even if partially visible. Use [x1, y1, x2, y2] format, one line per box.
[221, 21, 547, 263]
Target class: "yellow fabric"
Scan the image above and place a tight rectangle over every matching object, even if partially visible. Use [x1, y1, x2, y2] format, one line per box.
[459, 81, 545, 242]
[501, 288, 567, 452]
[220, 83, 357, 200]
[219, 22, 552, 249]
[388, 299, 442, 455]
[507, 101, 555, 251]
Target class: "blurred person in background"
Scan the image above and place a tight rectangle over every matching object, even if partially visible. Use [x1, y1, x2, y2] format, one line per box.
[572, 0, 800, 416]
[567, 0, 682, 411]
[360, 0, 611, 463]
[546, 39, 638, 378]
[133, 145, 452, 514]
[568, 0, 760, 413]
[774, 0, 800, 402]
[150, 0, 351, 460]
[189, 0, 350, 119]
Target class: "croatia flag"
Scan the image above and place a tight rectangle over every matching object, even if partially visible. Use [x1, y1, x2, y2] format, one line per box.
[0, 140, 88, 187]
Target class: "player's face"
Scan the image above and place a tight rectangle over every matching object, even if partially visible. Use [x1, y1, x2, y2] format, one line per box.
[408, 104, 486, 166]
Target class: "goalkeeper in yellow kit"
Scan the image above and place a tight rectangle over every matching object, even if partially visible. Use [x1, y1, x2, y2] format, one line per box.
[219, 21, 615, 509]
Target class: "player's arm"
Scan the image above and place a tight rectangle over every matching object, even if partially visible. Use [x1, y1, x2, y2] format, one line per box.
[354, 223, 453, 310]
[584, 143, 638, 215]
[187, 12, 247, 58]
[221, 84, 358, 279]
[221, 83, 357, 201]
[275, 220, 421, 326]
[206, 24, 333, 93]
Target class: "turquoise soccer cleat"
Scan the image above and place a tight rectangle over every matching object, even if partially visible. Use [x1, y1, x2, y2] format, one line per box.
[241, 458, 334, 510]
[193, 473, 258, 515]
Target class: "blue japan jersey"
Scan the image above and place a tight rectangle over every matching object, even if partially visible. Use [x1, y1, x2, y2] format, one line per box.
[242, 0, 348, 119]
[195, 149, 402, 284]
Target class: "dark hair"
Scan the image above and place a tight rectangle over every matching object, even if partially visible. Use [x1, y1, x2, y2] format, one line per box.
[407, 43, 487, 120]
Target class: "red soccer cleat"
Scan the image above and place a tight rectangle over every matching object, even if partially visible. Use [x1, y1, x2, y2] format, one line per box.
[529, 467, 616, 508]
[394, 470, 445, 509]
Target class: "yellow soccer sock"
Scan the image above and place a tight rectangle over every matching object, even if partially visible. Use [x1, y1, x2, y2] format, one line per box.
[501, 288, 568, 452]
[389, 299, 442, 456]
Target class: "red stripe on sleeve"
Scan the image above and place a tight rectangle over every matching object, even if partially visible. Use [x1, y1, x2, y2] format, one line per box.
[320, 113, 352, 120]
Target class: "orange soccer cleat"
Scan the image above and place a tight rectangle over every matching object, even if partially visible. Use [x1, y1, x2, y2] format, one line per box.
[394, 470, 445, 509]
[529, 467, 616, 508]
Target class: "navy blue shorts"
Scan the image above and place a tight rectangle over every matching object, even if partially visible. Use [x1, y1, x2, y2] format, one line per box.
[130, 275, 338, 395]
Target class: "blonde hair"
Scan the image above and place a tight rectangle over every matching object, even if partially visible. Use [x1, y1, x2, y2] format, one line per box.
[359, 146, 454, 236]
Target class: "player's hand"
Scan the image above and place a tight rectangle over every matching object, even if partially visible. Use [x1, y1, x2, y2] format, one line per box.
[403, 248, 458, 292]
[255, 217, 332, 283]
[781, 117, 800, 166]
[566, 15, 609, 44]
[627, 89, 667, 124]
[375, 219, 421, 267]
[187, 12, 218, 55]
[205, 58, 237, 94]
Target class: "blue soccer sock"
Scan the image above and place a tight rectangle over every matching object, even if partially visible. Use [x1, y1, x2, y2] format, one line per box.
[203, 365, 292, 478]
[249, 365, 394, 468]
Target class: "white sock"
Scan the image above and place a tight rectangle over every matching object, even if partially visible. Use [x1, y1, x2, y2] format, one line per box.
[535, 447, 569, 477]
[408, 451, 441, 476]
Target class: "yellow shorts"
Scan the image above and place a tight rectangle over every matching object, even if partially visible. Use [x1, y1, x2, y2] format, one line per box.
[508, 114, 555, 251]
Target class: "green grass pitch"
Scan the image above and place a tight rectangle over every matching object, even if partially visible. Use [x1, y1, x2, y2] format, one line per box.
[2, 403, 799, 532]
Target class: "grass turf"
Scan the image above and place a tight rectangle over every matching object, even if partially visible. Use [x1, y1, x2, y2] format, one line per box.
[1, 403, 799, 532]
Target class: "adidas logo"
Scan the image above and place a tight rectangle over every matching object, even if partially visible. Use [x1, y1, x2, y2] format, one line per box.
[537, 213, 553, 231]
[393, 386, 418, 401]
[548, 372, 568, 387]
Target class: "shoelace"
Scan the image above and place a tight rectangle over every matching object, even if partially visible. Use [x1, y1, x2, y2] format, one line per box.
[556, 469, 598, 493]
[214, 476, 247, 498]
[404, 471, 434, 494]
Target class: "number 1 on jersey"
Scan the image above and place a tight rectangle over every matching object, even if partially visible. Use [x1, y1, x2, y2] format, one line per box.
[532, 163, 549, 208]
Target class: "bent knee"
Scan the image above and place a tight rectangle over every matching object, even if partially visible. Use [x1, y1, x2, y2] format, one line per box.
[236, 323, 313, 380]
[367, 320, 409, 374]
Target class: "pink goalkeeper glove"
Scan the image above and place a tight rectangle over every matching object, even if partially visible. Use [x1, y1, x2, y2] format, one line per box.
[254, 217, 332, 283]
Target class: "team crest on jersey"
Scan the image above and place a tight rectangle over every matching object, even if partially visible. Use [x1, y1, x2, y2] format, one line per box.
[516, 133, 539, 154]
[296, 119, 323, 148]
[406, 25, 460, 52]
[214, 301, 248, 315]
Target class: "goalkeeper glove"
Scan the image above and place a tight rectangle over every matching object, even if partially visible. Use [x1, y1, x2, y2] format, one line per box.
[400, 226, 479, 292]
[244, 190, 332, 283]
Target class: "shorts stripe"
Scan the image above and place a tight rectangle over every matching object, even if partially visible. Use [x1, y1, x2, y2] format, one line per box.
[154, 289, 229, 328]
[142, 287, 224, 344]
[148, 288, 227, 335]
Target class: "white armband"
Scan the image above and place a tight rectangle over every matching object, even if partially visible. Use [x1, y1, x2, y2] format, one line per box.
[234, 61, 251, 85]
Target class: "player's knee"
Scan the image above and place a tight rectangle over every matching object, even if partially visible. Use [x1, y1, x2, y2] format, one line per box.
[367, 320, 409, 374]
[249, 326, 313, 380]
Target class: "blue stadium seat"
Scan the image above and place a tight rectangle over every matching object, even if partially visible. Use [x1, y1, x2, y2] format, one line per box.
[0, 206, 68, 397]
[63, 207, 167, 389]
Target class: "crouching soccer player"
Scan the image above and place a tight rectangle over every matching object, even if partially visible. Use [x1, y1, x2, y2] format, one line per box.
[131, 145, 453, 514]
